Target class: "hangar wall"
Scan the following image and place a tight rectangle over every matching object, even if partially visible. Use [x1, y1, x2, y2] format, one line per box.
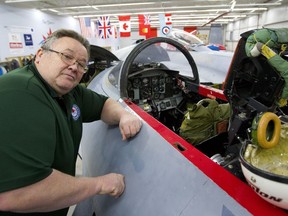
[225, 4, 288, 51]
[0, 3, 287, 60]
[0, 4, 80, 61]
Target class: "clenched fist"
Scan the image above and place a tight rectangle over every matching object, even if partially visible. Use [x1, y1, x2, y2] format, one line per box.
[97, 173, 125, 198]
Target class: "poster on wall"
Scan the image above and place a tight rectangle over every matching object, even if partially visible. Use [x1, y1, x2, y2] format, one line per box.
[5, 25, 35, 55]
[8, 33, 24, 54]
[24, 34, 33, 46]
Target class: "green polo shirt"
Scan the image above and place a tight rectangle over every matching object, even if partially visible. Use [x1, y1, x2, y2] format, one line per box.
[0, 62, 108, 215]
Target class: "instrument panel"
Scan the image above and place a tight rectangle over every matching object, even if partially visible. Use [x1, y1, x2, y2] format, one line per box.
[127, 69, 183, 112]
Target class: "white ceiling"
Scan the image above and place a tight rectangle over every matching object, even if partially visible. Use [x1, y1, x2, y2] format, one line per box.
[0, 0, 285, 28]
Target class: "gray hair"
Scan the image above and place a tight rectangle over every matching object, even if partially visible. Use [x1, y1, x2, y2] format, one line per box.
[41, 29, 90, 57]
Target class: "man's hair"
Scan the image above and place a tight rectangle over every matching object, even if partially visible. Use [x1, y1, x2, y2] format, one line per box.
[41, 29, 90, 57]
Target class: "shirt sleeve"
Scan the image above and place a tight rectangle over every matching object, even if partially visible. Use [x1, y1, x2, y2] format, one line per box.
[0, 90, 54, 193]
[74, 85, 109, 122]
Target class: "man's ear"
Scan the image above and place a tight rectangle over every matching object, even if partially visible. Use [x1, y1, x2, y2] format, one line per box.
[35, 48, 44, 63]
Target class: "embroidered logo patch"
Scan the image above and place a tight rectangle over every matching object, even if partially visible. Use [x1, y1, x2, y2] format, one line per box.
[71, 104, 80, 121]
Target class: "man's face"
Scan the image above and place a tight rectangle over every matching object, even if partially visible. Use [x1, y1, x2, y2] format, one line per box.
[35, 37, 88, 96]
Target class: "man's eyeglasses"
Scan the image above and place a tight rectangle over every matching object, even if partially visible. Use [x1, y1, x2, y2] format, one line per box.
[45, 49, 88, 74]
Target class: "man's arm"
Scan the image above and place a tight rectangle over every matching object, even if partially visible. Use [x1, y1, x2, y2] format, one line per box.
[0, 169, 124, 213]
[101, 98, 142, 140]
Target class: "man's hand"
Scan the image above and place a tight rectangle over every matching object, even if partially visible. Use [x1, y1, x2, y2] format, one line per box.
[100, 98, 142, 139]
[0, 170, 125, 213]
[119, 112, 142, 140]
[98, 173, 125, 198]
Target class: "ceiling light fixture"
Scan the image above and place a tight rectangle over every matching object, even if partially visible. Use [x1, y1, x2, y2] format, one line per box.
[92, 2, 157, 8]
[66, 6, 269, 16]
[48, 9, 59, 13]
[230, 0, 236, 11]
[5, 0, 41, 2]
[40, 1, 279, 15]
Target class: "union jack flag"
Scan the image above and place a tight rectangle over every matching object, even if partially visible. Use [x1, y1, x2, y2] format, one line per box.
[97, 16, 112, 39]
[144, 15, 151, 25]
[138, 14, 151, 36]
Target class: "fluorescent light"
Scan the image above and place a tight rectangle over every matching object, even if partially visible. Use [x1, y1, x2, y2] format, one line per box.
[230, 0, 236, 11]
[42, 5, 91, 11]
[41, 1, 279, 16]
[92, 2, 157, 8]
[48, 9, 58, 13]
[5, 0, 41, 2]
[72, 7, 266, 17]
[233, 7, 267, 11]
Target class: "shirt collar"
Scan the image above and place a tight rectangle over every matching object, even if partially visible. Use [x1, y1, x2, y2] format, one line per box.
[28, 61, 60, 98]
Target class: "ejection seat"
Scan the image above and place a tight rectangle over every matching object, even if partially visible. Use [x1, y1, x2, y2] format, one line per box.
[223, 30, 285, 145]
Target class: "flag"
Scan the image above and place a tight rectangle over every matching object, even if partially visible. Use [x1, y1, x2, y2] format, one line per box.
[79, 17, 92, 38]
[147, 27, 157, 39]
[111, 25, 118, 39]
[91, 20, 98, 38]
[165, 14, 172, 25]
[39, 28, 53, 45]
[97, 16, 112, 39]
[184, 26, 197, 34]
[138, 14, 151, 36]
[118, 16, 131, 37]
[159, 13, 172, 37]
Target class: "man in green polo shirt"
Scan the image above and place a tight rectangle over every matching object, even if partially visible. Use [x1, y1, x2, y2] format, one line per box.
[0, 29, 142, 215]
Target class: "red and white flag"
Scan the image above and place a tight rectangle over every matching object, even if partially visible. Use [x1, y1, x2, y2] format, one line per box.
[138, 14, 151, 36]
[111, 25, 118, 39]
[118, 16, 131, 37]
[79, 17, 92, 38]
[165, 14, 172, 25]
[158, 13, 172, 37]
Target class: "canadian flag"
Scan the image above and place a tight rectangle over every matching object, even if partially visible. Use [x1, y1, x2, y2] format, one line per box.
[165, 14, 172, 25]
[118, 16, 131, 37]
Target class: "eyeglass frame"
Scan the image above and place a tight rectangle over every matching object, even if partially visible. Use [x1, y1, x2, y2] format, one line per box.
[44, 48, 89, 73]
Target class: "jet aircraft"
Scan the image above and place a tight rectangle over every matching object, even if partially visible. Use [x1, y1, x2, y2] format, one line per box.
[74, 29, 288, 216]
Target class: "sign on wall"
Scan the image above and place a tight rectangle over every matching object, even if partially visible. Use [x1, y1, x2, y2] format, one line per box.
[24, 34, 33, 46]
[5, 25, 35, 55]
[8, 33, 24, 54]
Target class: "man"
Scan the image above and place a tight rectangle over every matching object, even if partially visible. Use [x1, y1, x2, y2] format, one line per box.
[0, 29, 142, 215]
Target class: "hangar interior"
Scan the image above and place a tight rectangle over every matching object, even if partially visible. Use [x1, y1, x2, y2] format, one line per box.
[0, 1, 288, 216]
[0, 0, 287, 51]
[0, 0, 287, 73]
